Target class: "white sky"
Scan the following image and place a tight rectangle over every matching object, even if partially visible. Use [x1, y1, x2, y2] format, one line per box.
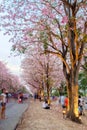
[0, 31, 22, 76]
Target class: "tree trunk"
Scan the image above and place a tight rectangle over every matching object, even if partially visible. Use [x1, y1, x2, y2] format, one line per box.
[47, 82, 50, 105]
[66, 80, 82, 123]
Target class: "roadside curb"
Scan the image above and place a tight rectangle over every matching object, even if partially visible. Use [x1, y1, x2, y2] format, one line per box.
[14, 103, 29, 130]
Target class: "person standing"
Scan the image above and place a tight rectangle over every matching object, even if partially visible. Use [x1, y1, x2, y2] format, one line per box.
[62, 96, 69, 118]
[64, 96, 69, 111]
[1, 88, 7, 119]
[60, 95, 65, 108]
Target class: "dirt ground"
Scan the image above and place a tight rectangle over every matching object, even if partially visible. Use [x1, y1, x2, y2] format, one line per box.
[16, 99, 87, 130]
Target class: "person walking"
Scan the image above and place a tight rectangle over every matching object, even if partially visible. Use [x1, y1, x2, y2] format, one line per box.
[0, 88, 7, 119]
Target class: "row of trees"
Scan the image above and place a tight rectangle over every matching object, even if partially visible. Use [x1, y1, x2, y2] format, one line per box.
[21, 44, 64, 101]
[0, 0, 87, 122]
[0, 61, 21, 92]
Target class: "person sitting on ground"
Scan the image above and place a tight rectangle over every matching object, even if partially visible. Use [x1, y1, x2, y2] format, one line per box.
[42, 99, 50, 109]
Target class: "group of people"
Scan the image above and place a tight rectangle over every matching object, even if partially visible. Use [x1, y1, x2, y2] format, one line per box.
[42, 95, 68, 111]
[42, 94, 85, 117]
[0, 88, 7, 119]
[60, 95, 85, 118]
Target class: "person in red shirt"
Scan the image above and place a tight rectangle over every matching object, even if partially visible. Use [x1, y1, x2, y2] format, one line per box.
[64, 96, 69, 110]
[62, 96, 69, 118]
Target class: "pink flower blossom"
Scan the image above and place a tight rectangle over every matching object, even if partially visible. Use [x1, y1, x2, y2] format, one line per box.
[61, 16, 68, 24]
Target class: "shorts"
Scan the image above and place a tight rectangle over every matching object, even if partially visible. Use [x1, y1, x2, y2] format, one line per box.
[1, 102, 6, 106]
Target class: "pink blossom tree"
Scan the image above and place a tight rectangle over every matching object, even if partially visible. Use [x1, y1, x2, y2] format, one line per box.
[0, 0, 87, 122]
[0, 61, 10, 88]
[0, 61, 21, 92]
[8, 74, 21, 92]
[21, 45, 64, 100]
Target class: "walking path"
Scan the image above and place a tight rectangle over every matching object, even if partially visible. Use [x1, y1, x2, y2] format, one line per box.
[0, 99, 29, 130]
[16, 99, 87, 130]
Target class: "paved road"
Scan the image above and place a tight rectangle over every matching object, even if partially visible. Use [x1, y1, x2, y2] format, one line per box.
[0, 99, 29, 130]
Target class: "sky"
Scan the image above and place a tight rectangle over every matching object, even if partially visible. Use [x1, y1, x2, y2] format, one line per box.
[0, 1, 24, 77]
[0, 31, 33, 93]
[0, 31, 23, 76]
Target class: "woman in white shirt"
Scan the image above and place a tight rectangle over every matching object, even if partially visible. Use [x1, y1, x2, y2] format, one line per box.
[1, 88, 7, 119]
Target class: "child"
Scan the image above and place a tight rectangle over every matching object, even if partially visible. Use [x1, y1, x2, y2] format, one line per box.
[78, 105, 83, 116]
